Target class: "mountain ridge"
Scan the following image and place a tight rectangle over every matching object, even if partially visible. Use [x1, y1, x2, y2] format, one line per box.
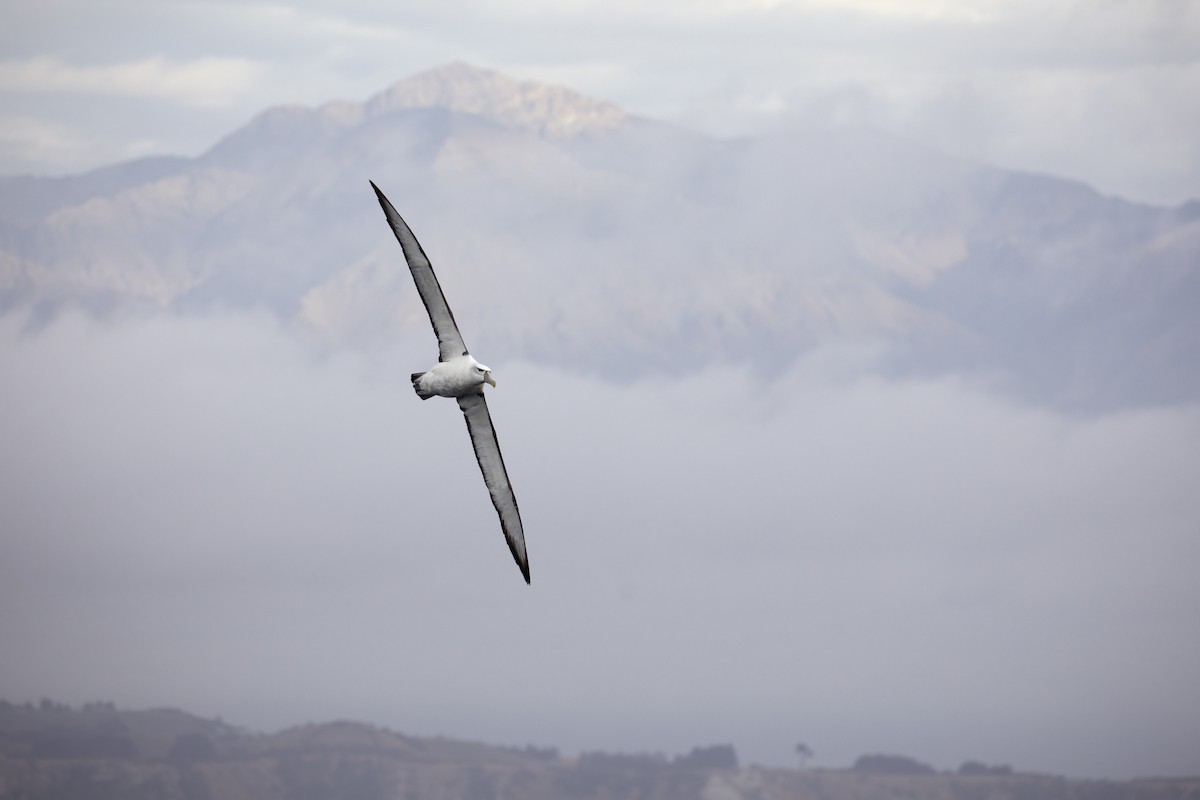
[201, 61, 633, 170]
[1, 62, 1196, 411]
[364, 61, 630, 137]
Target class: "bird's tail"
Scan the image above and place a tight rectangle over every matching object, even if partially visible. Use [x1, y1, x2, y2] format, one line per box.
[411, 372, 435, 400]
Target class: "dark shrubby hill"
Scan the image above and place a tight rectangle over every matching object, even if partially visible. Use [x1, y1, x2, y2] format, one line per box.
[2, 700, 1198, 800]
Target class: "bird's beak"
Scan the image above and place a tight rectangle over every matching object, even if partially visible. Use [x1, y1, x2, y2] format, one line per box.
[485, 373, 497, 388]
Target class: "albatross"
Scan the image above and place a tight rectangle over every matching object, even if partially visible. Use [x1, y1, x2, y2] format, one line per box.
[370, 181, 530, 584]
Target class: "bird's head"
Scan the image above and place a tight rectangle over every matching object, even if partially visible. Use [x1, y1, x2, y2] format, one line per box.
[472, 360, 497, 388]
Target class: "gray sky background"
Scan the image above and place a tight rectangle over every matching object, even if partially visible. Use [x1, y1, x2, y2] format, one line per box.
[2, 309, 1199, 778]
[2, 0, 1200, 781]
[2, 0, 1199, 205]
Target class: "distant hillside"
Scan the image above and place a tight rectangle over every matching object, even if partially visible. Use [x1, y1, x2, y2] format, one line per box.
[2, 701, 1198, 800]
[1, 62, 1197, 410]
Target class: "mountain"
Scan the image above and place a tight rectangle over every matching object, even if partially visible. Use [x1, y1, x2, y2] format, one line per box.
[3, 701, 1197, 800]
[1, 62, 1196, 410]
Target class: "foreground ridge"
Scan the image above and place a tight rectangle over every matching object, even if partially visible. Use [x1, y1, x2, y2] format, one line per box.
[2, 701, 1197, 800]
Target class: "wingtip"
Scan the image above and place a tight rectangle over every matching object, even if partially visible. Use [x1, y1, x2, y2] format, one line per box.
[370, 181, 400, 219]
[510, 540, 531, 585]
[506, 527, 530, 584]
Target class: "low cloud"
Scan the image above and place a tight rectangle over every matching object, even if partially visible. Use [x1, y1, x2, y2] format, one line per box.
[0, 55, 265, 108]
[893, 63, 1200, 204]
[1, 309, 1197, 778]
[0, 116, 91, 172]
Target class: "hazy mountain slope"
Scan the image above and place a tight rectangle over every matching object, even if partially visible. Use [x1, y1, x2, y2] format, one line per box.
[0, 63, 1195, 409]
[0, 155, 192, 228]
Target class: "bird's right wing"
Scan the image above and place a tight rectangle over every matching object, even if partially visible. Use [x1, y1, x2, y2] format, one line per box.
[457, 392, 530, 584]
[371, 181, 467, 362]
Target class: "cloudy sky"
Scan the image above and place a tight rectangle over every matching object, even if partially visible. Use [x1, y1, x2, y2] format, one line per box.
[2, 0, 1199, 204]
[3, 310, 1198, 780]
[2, 0, 1200, 783]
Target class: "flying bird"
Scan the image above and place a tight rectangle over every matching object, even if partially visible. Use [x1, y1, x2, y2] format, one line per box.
[370, 181, 530, 584]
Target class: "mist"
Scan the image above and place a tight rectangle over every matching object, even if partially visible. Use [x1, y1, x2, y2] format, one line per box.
[2, 308, 1197, 779]
[3, 2, 1199, 205]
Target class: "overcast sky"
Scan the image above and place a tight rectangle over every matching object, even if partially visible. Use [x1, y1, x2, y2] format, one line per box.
[2, 0, 1200, 783]
[1, 0, 1199, 204]
[2, 309, 1199, 779]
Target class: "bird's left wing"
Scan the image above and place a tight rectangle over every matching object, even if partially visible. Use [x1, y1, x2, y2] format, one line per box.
[371, 181, 466, 362]
[457, 392, 530, 584]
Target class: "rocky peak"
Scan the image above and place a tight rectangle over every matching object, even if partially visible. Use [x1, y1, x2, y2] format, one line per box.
[364, 61, 628, 138]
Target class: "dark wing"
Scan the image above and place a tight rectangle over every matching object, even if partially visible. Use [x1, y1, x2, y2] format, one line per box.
[457, 392, 530, 584]
[371, 181, 467, 362]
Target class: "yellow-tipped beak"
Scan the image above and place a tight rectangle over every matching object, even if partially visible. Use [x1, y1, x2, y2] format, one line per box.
[485, 374, 497, 388]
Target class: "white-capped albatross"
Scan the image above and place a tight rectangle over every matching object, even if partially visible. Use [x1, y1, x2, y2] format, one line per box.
[370, 181, 530, 584]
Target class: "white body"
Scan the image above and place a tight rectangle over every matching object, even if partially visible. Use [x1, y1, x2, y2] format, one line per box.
[416, 354, 494, 398]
